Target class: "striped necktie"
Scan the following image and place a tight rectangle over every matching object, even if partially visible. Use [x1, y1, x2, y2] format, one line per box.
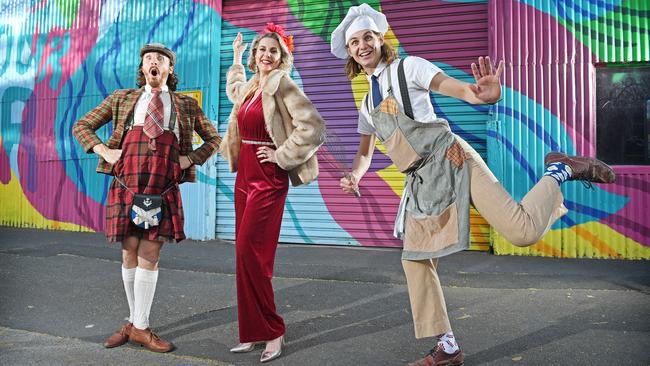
[143, 89, 164, 150]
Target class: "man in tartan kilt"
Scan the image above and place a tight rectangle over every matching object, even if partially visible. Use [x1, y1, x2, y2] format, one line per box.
[73, 43, 220, 353]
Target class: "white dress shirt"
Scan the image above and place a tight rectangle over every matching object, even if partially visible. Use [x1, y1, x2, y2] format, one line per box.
[133, 84, 180, 139]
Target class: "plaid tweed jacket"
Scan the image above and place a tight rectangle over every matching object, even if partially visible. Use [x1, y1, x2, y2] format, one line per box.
[73, 88, 221, 183]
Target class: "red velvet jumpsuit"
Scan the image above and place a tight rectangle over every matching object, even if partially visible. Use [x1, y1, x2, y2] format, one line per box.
[234, 92, 288, 342]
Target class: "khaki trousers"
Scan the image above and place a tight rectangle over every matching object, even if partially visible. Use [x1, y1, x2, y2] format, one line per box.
[403, 137, 566, 339]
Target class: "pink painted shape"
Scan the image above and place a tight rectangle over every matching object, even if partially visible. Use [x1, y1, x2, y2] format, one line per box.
[35, 28, 65, 81]
[318, 149, 402, 247]
[221, 0, 290, 31]
[18, 0, 104, 230]
[382, 0, 489, 73]
[193, 0, 222, 15]
[600, 170, 650, 248]
[490, 1, 593, 155]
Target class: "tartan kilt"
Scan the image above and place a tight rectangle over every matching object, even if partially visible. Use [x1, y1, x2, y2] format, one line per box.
[105, 127, 185, 243]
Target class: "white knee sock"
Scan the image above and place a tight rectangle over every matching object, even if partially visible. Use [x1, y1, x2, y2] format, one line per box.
[133, 267, 159, 330]
[438, 331, 460, 354]
[121, 266, 136, 323]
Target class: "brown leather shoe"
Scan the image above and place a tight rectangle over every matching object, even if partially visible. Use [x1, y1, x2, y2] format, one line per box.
[545, 152, 616, 184]
[129, 326, 175, 353]
[407, 345, 465, 366]
[103, 323, 132, 348]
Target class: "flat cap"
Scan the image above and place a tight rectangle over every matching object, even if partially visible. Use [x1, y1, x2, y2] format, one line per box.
[140, 43, 176, 65]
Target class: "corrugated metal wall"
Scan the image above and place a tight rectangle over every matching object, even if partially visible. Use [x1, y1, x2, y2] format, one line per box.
[216, 0, 360, 245]
[4, 0, 647, 258]
[3, 0, 491, 249]
[381, 0, 492, 250]
[488, 0, 650, 259]
[0, 0, 220, 239]
[216, 0, 491, 249]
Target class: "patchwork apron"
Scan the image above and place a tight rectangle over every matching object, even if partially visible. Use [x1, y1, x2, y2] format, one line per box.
[368, 58, 471, 260]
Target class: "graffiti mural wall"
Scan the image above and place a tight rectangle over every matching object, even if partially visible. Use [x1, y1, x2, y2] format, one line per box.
[488, 0, 649, 259]
[215, 0, 492, 249]
[0, 0, 224, 239]
[1, 0, 648, 259]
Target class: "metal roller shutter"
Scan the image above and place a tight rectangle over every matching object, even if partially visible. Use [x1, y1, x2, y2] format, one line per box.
[217, 1, 490, 250]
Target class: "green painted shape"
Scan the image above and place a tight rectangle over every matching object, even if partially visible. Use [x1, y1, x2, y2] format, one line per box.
[621, 0, 650, 11]
[560, 2, 650, 62]
[286, 0, 381, 42]
[54, 0, 80, 28]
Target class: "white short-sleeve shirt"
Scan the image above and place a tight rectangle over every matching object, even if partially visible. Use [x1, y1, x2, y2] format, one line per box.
[357, 56, 443, 135]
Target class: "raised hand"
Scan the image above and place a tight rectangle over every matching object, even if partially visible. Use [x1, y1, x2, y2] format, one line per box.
[232, 32, 248, 64]
[469, 56, 505, 104]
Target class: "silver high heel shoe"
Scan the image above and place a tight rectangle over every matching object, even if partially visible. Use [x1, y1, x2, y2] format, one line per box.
[260, 335, 285, 363]
[230, 342, 260, 353]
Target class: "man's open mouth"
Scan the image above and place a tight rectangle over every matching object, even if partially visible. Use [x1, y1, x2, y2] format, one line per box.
[150, 68, 159, 77]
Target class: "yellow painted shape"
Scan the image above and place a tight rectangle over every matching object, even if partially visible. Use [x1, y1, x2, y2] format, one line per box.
[351, 76, 370, 109]
[374, 164, 404, 196]
[469, 207, 490, 246]
[570, 225, 621, 258]
[570, 221, 649, 259]
[493, 229, 564, 257]
[0, 170, 93, 232]
[179, 90, 202, 106]
[493, 221, 650, 259]
[530, 238, 563, 257]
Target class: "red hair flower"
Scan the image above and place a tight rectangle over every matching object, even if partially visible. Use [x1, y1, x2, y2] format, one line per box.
[265, 22, 294, 53]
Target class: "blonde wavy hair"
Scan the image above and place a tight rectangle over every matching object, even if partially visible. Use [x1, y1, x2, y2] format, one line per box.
[344, 31, 398, 80]
[247, 32, 294, 74]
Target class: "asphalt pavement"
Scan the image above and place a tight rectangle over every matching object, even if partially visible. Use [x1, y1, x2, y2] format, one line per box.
[0, 227, 648, 366]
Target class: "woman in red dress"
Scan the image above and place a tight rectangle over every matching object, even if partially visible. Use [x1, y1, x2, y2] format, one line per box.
[221, 24, 325, 363]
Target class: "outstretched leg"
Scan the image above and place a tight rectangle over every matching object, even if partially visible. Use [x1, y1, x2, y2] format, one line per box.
[457, 137, 615, 246]
[458, 138, 564, 246]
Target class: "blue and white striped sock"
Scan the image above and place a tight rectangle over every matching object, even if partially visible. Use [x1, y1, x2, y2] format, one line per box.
[544, 162, 572, 185]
